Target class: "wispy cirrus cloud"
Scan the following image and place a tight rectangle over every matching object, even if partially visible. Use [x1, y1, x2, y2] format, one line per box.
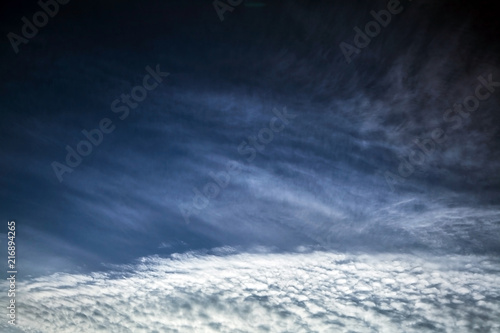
[1, 0, 500, 279]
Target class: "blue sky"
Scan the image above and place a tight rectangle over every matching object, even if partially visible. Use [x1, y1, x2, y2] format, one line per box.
[1, 0, 499, 275]
[1, 0, 500, 331]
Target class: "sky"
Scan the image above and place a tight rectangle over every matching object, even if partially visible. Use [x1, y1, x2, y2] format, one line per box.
[0, 0, 499, 332]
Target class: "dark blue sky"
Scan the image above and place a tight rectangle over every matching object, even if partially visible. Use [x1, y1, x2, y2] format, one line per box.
[1, 0, 500, 278]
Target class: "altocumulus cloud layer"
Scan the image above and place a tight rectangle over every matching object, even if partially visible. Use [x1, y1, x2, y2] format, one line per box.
[1, 250, 499, 333]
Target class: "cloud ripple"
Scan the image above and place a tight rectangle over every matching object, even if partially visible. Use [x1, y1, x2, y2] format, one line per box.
[2, 250, 499, 332]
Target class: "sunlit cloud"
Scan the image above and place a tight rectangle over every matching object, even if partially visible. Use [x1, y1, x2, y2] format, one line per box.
[2, 250, 499, 332]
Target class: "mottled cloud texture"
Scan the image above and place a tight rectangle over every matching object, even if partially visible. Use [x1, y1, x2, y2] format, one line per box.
[1, 250, 499, 332]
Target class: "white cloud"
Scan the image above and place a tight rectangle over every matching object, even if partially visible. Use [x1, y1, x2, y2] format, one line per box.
[1, 250, 499, 333]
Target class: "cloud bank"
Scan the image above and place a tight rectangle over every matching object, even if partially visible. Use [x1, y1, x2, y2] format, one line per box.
[2, 250, 499, 332]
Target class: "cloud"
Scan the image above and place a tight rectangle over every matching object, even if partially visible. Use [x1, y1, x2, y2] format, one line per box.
[2, 250, 499, 332]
